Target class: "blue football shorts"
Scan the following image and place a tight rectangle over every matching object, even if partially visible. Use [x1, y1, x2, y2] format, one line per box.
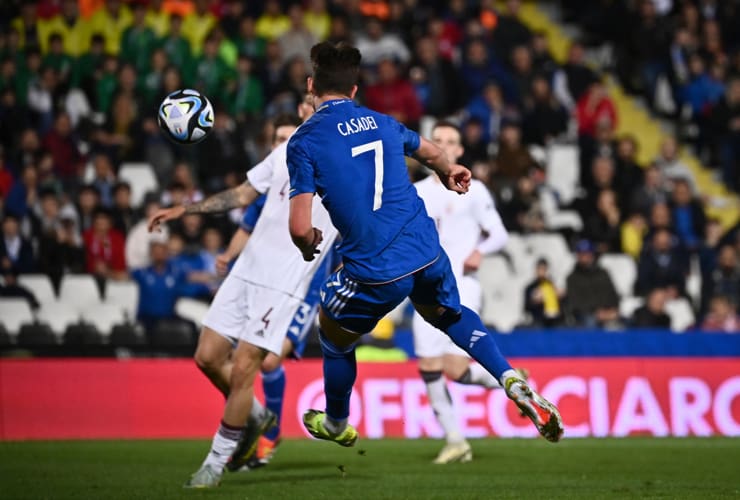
[320, 250, 461, 334]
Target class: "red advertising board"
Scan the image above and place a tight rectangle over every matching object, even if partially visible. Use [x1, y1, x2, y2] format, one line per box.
[0, 358, 738, 440]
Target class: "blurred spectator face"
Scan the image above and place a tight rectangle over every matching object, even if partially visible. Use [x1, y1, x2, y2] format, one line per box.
[27, 51, 42, 73]
[194, 0, 208, 14]
[204, 38, 219, 58]
[416, 37, 437, 66]
[150, 241, 169, 266]
[54, 113, 72, 137]
[133, 4, 146, 24]
[240, 17, 257, 38]
[688, 55, 705, 77]
[531, 77, 550, 101]
[650, 202, 671, 228]
[79, 188, 99, 213]
[463, 120, 483, 145]
[660, 137, 678, 161]
[500, 124, 521, 147]
[532, 33, 549, 54]
[93, 212, 112, 234]
[652, 229, 672, 252]
[167, 234, 184, 257]
[366, 19, 383, 40]
[264, 0, 281, 16]
[202, 228, 222, 253]
[265, 41, 281, 62]
[375, 59, 397, 84]
[575, 247, 594, 266]
[516, 175, 535, 196]
[535, 260, 549, 279]
[93, 154, 113, 179]
[287, 57, 308, 82]
[709, 296, 734, 320]
[298, 93, 314, 121]
[114, 185, 132, 209]
[20, 129, 40, 152]
[21, 165, 37, 186]
[144, 200, 162, 219]
[592, 157, 614, 186]
[151, 49, 168, 72]
[173, 164, 194, 189]
[182, 214, 202, 235]
[644, 165, 662, 188]
[568, 43, 585, 64]
[236, 56, 253, 75]
[90, 36, 105, 55]
[329, 16, 349, 41]
[647, 288, 668, 314]
[162, 67, 182, 93]
[717, 245, 737, 271]
[0, 60, 15, 81]
[41, 67, 57, 90]
[506, 0, 522, 15]
[118, 64, 137, 91]
[483, 82, 503, 107]
[2, 216, 19, 238]
[168, 184, 186, 205]
[617, 136, 637, 160]
[169, 15, 183, 35]
[288, 4, 304, 28]
[639, 0, 656, 20]
[597, 189, 617, 214]
[49, 35, 64, 55]
[432, 125, 464, 164]
[106, 0, 122, 15]
[671, 180, 692, 205]
[727, 79, 740, 104]
[511, 46, 532, 73]
[103, 56, 119, 74]
[466, 40, 488, 66]
[40, 193, 60, 219]
[62, 0, 78, 18]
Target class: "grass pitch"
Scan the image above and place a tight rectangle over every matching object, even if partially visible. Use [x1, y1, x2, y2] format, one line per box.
[1, 438, 739, 499]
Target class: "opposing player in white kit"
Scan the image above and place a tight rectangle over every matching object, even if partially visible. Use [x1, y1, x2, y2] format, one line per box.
[149, 107, 338, 489]
[413, 121, 510, 464]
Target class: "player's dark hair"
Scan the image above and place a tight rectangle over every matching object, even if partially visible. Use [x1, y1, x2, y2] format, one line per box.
[432, 120, 461, 135]
[273, 113, 302, 130]
[310, 42, 361, 97]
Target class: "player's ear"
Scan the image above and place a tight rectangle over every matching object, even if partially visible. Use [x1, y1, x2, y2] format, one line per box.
[349, 85, 358, 99]
[306, 76, 314, 94]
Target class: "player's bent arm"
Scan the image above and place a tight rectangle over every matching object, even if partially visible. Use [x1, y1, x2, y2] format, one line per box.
[289, 193, 322, 261]
[147, 180, 259, 232]
[412, 137, 471, 194]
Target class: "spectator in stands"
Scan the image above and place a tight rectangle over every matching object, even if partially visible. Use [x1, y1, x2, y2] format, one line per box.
[458, 118, 488, 166]
[4, 164, 37, 220]
[197, 110, 250, 193]
[255, 0, 290, 41]
[76, 184, 100, 233]
[711, 76, 740, 193]
[304, 0, 331, 41]
[621, 212, 648, 260]
[564, 239, 621, 328]
[158, 15, 192, 73]
[0, 213, 35, 274]
[126, 195, 169, 271]
[459, 38, 514, 100]
[10, 3, 39, 51]
[27, 65, 59, 134]
[82, 208, 127, 282]
[499, 174, 545, 233]
[199, 226, 223, 294]
[522, 75, 569, 146]
[463, 81, 509, 144]
[0, 149, 13, 201]
[577, 155, 618, 220]
[37, 0, 88, 56]
[167, 231, 211, 300]
[576, 81, 617, 139]
[192, 35, 230, 103]
[631, 287, 671, 328]
[630, 164, 668, 218]
[579, 120, 617, 191]
[701, 244, 740, 318]
[492, 0, 532, 60]
[87, 0, 133, 55]
[530, 31, 557, 79]
[636, 228, 688, 299]
[131, 239, 184, 330]
[278, 4, 317, 66]
[493, 120, 536, 185]
[670, 178, 706, 251]
[121, 2, 157, 73]
[654, 136, 697, 192]
[111, 182, 135, 235]
[145, 0, 169, 37]
[89, 154, 117, 208]
[37, 204, 84, 290]
[700, 295, 740, 333]
[553, 42, 599, 111]
[365, 58, 422, 128]
[236, 16, 266, 61]
[229, 55, 264, 122]
[614, 135, 645, 204]
[182, 0, 216, 55]
[408, 36, 462, 118]
[162, 163, 203, 207]
[524, 258, 564, 327]
[43, 33, 73, 88]
[680, 54, 725, 123]
[43, 112, 84, 184]
[355, 17, 410, 67]
[585, 189, 622, 254]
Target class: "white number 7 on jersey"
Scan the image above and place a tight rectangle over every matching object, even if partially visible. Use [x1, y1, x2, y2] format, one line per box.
[351, 140, 384, 211]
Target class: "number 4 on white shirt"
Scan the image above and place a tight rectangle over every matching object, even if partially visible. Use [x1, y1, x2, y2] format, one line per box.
[352, 140, 384, 211]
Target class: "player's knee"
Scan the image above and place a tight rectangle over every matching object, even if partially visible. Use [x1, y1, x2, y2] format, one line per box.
[194, 346, 218, 373]
[427, 308, 462, 331]
[261, 354, 281, 373]
[319, 330, 356, 358]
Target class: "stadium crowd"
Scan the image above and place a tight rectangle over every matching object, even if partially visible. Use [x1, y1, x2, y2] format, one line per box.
[0, 0, 738, 343]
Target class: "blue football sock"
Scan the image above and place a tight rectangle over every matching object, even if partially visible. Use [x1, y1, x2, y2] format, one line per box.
[319, 331, 357, 422]
[443, 306, 512, 379]
[262, 365, 285, 441]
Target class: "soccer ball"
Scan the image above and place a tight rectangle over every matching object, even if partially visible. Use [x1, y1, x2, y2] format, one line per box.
[157, 89, 214, 144]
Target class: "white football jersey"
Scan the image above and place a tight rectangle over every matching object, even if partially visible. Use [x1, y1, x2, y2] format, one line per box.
[414, 176, 508, 279]
[230, 142, 338, 298]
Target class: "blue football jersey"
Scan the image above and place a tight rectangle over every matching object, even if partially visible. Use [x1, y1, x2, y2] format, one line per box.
[288, 98, 440, 284]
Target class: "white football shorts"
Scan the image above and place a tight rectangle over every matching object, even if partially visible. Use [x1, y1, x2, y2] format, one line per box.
[412, 275, 482, 359]
[203, 274, 302, 356]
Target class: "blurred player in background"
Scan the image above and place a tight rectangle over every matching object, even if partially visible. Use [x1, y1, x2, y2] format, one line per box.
[149, 102, 338, 489]
[287, 42, 563, 450]
[413, 121, 510, 464]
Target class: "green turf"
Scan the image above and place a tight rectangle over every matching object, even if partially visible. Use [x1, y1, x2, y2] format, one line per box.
[1, 438, 739, 499]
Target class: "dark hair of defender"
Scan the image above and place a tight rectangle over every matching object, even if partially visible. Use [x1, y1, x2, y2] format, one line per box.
[309, 42, 362, 97]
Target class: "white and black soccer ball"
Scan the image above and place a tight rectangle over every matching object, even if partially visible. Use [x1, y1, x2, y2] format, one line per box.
[157, 89, 214, 144]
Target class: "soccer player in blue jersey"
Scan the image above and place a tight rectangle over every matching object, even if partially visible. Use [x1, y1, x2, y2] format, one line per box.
[287, 42, 564, 445]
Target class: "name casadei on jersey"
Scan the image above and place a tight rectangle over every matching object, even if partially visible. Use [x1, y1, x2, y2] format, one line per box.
[336, 115, 379, 136]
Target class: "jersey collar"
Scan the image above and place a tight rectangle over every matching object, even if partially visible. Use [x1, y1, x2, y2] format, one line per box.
[316, 98, 353, 112]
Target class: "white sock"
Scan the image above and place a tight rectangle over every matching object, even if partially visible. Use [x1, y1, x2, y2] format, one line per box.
[499, 368, 522, 387]
[467, 364, 502, 389]
[423, 372, 463, 444]
[249, 396, 266, 421]
[202, 421, 243, 473]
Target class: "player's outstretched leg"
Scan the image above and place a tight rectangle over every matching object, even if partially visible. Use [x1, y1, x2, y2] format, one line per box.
[439, 306, 564, 442]
[226, 398, 277, 471]
[302, 331, 358, 446]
